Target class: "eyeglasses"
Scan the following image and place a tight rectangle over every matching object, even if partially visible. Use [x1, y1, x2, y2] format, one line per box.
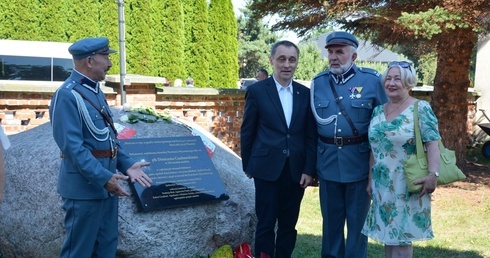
[388, 61, 413, 72]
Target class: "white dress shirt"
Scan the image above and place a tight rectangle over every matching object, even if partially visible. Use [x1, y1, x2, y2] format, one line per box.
[274, 77, 293, 127]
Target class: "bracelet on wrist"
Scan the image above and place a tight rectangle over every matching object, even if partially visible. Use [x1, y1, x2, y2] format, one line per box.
[428, 171, 439, 177]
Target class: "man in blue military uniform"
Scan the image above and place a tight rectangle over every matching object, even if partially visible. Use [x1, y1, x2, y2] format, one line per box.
[50, 37, 153, 258]
[310, 31, 388, 258]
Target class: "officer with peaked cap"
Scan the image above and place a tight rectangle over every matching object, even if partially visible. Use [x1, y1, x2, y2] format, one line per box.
[68, 37, 117, 59]
[50, 37, 153, 257]
[310, 31, 388, 258]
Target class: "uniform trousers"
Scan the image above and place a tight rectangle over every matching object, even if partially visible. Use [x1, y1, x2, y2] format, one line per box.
[320, 178, 370, 258]
[60, 196, 119, 258]
[253, 161, 305, 258]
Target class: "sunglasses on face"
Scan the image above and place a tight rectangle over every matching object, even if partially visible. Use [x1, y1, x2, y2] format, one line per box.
[388, 61, 413, 72]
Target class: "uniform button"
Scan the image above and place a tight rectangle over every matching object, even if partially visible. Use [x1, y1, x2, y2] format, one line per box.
[338, 112, 342, 115]
[361, 103, 364, 106]
[339, 96, 343, 100]
[338, 146, 342, 149]
[338, 129, 342, 132]
[283, 150, 287, 154]
[287, 134, 291, 138]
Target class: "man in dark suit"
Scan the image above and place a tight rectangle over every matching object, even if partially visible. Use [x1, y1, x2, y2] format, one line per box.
[240, 40, 317, 258]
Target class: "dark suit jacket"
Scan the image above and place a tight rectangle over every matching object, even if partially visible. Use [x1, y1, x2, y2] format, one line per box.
[240, 77, 317, 183]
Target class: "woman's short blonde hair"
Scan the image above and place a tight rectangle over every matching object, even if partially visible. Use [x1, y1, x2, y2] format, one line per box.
[381, 61, 417, 89]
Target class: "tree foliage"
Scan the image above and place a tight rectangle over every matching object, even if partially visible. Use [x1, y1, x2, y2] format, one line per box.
[38, 0, 67, 42]
[0, 0, 239, 89]
[65, 0, 100, 41]
[248, 0, 490, 163]
[150, 0, 166, 78]
[126, 0, 153, 76]
[0, 1, 11, 39]
[159, 0, 186, 83]
[208, 0, 239, 88]
[418, 52, 437, 85]
[294, 42, 327, 81]
[237, 8, 277, 79]
[100, 0, 120, 73]
[183, 0, 211, 87]
[1, 0, 41, 40]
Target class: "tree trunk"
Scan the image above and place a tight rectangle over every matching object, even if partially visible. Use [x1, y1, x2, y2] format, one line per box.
[432, 27, 476, 167]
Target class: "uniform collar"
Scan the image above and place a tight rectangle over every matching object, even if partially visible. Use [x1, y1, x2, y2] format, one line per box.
[331, 64, 356, 85]
[73, 69, 99, 93]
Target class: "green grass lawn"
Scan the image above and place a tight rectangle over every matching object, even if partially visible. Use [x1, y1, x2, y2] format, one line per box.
[293, 185, 490, 258]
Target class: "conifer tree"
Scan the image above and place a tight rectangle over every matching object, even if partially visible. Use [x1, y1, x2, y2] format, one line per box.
[208, 0, 239, 88]
[125, 0, 153, 75]
[64, 0, 99, 42]
[2, 0, 41, 40]
[237, 8, 277, 78]
[99, 0, 121, 74]
[295, 42, 328, 81]
[38, 0, 67, 42]
[0, 1, 13, 39]
[159, 0, 186, 83]
[150, 0, 166, 78]
[182, 0, 210, 87]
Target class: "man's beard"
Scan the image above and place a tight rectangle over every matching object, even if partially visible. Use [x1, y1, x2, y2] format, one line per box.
[330, 60, 352, 75]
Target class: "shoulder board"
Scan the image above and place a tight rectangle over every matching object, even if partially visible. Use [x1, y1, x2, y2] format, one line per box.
[62, 81, 78, 90]
[358, 67, 381, 77]
[313, 70, 330, 80]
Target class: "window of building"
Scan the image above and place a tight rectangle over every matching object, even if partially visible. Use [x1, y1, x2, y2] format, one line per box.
[53, 58, 73, 81]
[0, 55, 73, 81]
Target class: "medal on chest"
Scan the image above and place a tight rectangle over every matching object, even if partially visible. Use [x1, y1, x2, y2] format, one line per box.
[349, 86, 364, 99]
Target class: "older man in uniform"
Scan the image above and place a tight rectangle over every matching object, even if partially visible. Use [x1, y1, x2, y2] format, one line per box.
[310, 31, 388, 258]
[50, 37, 153, 258]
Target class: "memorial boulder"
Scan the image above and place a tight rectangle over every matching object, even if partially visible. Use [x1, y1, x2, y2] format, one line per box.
[0, 109, 256, 257]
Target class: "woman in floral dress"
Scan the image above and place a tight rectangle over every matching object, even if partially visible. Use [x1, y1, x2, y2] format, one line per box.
[362, 61, 441, 258]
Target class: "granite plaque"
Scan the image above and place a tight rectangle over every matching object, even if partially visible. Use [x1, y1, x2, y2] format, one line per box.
[120, 136, 229, 212]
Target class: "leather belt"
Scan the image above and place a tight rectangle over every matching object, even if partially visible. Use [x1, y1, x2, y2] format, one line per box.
[60, 147, 118, 159]
[91, 147, 118, 159]
[319, 134, 368, 146]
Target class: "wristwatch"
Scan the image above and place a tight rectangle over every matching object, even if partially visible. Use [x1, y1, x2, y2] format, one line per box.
[429, 171, 439, 177]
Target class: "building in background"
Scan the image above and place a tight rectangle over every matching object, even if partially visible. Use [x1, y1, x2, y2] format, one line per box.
[0, 40, 73, 82]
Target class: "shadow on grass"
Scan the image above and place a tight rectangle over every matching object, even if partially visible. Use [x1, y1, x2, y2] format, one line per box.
[293, 234, 484, 258]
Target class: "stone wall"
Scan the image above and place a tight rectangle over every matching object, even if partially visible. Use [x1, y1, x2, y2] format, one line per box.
[0, 78, 245, 154]
[0, 78, 481, 155]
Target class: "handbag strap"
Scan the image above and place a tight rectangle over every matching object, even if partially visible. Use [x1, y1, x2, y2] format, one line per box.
[414, 101, 447, 169]
[328, 76, 359, 136]
[413, 101, 424, 158]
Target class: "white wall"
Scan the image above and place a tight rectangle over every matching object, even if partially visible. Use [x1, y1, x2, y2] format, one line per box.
[473, 33, 490, 141]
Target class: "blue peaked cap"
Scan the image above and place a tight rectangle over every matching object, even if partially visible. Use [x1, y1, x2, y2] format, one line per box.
[68, 37, 116, 60]
[325, 31, 359, 49]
